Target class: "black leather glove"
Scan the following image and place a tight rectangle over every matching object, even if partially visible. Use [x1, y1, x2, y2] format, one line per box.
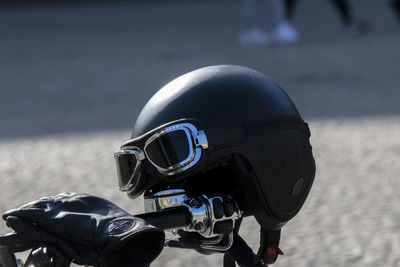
[0, 192, 165, 267]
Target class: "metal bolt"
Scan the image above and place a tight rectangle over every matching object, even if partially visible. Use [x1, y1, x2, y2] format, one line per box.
[194, 222, 204, 231]
[189, 198, 202, 208]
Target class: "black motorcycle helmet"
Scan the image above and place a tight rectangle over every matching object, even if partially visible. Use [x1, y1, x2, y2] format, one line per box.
[119, 65, 315, 231]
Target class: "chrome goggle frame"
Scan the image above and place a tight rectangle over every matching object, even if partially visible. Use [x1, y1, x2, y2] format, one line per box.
[114, 122, 209, 192]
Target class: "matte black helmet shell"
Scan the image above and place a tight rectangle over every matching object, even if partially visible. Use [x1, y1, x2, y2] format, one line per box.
[133, 65, 300, 136]
[132, 65, 315, 230]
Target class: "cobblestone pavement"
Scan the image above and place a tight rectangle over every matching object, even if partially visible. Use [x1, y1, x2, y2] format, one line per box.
[1, 119, 399, 267]
[1, 0, 400, 266]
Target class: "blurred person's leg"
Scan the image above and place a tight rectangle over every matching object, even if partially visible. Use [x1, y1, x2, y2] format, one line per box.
[268, 0, 299, 44]
[330, 0, 370, 35]
[240, 0, 258, 30]
[390, 0, 400, 21]
[238, 0, 269, 44]
[330, 0, 351, 23]
[285, 0, 298, 21]
[285, 0, 355, 25]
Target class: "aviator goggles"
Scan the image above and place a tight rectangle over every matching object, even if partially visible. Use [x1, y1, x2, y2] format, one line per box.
[114, 121, 209, 192]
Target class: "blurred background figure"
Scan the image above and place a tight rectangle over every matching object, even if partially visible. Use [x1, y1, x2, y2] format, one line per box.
[239, 0, 299, 45]
[390, 0, 400, 20]
[285, 0, 370, 35]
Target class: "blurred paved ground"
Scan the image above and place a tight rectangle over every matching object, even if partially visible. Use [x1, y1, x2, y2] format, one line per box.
[0, 0, 399, 266]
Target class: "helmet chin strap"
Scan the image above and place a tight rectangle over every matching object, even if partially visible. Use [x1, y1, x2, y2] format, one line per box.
[223, 227, 283, 267]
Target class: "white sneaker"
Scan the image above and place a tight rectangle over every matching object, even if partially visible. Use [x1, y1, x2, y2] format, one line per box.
[271, 22, 299, 44]
[238, 27, 270, 45]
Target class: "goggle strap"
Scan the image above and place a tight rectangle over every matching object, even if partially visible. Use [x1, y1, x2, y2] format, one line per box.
[206, 122, 246, 148]
[207, 116, 310, 148]
[244, 116, 310, 137]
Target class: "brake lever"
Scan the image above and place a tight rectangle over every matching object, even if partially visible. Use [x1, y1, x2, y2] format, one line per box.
[165, 232, 233, 252]
[24, 247, 70, 267]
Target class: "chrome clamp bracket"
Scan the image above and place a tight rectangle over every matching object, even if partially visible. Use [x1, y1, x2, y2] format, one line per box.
[144, 189, 242, 251]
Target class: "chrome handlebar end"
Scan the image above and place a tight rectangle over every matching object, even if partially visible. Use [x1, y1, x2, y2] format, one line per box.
[144, 189, 242, 252]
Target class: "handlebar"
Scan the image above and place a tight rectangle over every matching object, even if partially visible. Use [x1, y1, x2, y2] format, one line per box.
[0, 207, 192, 267]
[0, 192, 240, 266]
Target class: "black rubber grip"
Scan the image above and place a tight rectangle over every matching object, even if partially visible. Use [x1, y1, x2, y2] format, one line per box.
[135, 207, 191, 230]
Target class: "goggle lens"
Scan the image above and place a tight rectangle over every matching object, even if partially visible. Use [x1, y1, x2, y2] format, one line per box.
[115, 122, 208, 193]
[114, 152, 138, 189]
[145, 129, 191, 169]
